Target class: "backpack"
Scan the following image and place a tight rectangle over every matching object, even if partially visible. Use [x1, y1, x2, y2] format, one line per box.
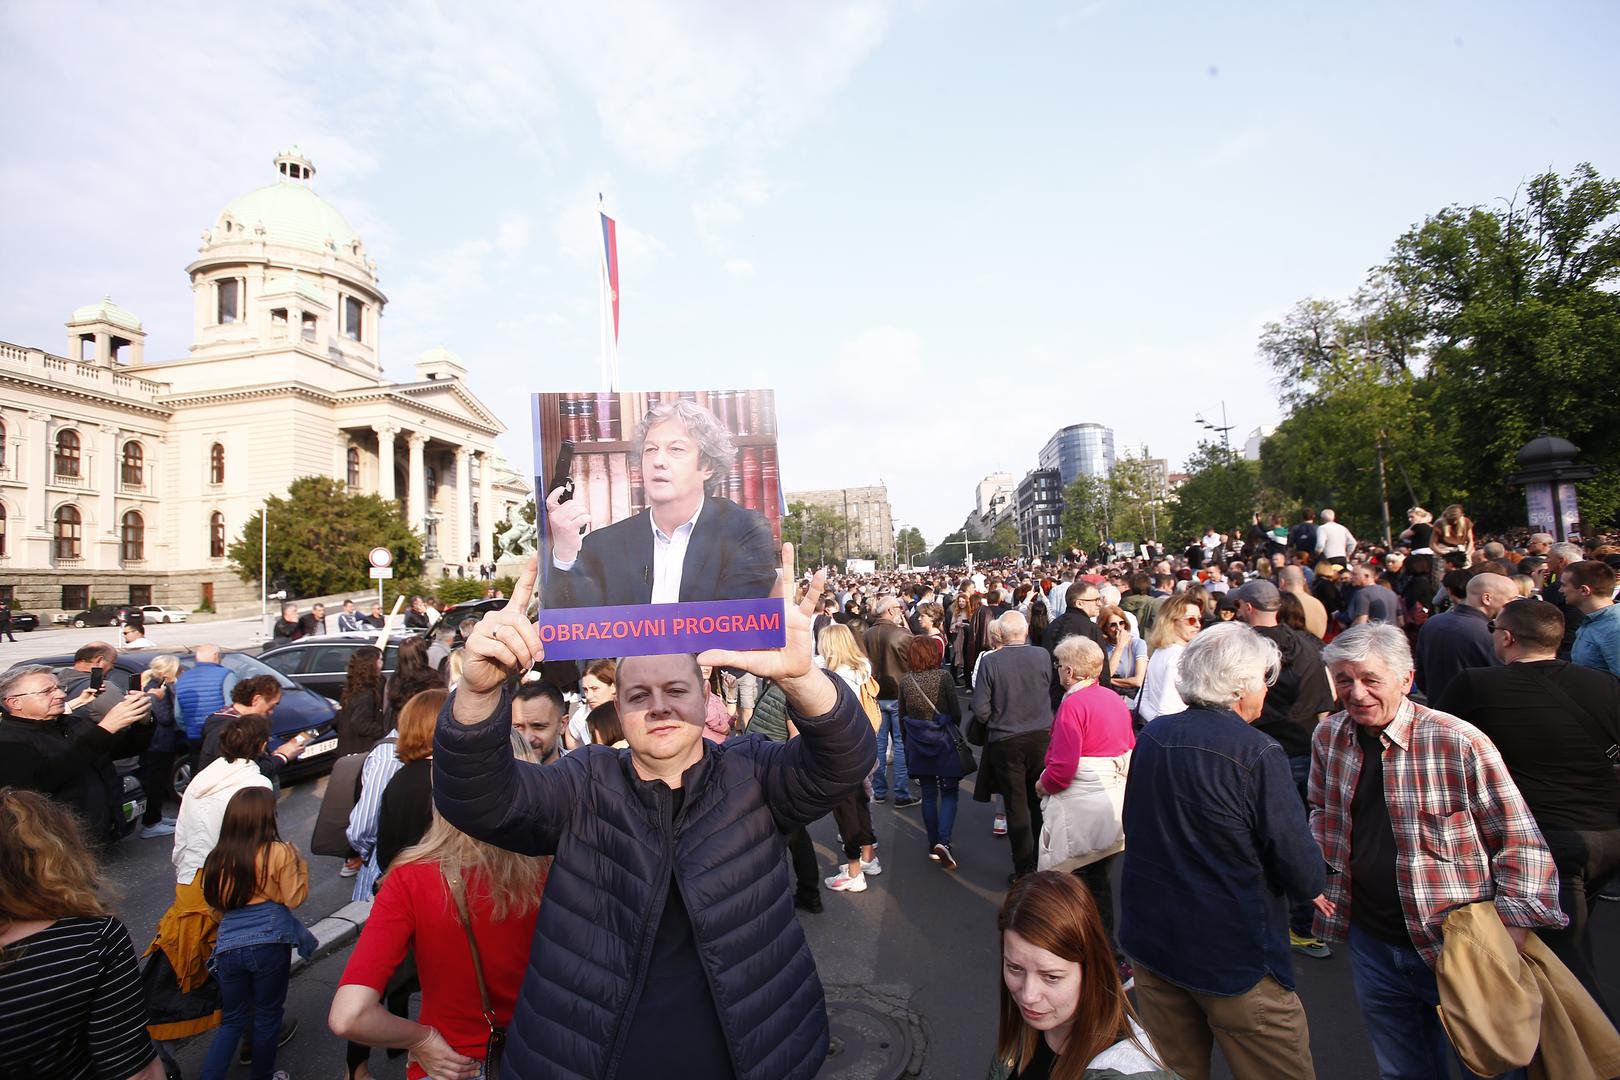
[858, 676, 883, 731]
[310, 737, 395, 857]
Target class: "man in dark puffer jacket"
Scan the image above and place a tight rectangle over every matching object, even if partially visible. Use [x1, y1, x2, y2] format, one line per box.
[435, 548, 874, 1080]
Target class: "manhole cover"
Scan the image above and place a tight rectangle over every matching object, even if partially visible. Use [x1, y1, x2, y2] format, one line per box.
[820, 1000, 912, 1080]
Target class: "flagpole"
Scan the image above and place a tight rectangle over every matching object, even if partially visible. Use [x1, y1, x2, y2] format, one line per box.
[598, 195, 610, 392]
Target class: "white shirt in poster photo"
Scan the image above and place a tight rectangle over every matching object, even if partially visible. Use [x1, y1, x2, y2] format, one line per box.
[649, 500, 704, 605]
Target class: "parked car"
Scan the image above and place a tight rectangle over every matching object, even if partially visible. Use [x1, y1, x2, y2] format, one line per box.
[432, 597, 508, 637]
[5, 610, 40, 632]
[141, 605, 190, 624]
[10, 648, 340, 800]
[258, 631, 411, 701]
[70, 604, 139, 628]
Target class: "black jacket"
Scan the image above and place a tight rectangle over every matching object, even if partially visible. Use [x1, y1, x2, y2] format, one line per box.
[433, 671, 874, 1080]
[1042, 608, 1113, 701]
[0, 708, 151, 843]
[547, 496, 777, 608]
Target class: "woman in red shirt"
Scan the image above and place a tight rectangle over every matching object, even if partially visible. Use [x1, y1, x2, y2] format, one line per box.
[329, 732, 550, 1080]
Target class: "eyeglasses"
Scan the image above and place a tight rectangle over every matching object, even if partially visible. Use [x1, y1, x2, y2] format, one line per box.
[8, 685, 64, 698]
[1076, 595, 1100, 605]
[1182, 616, 1203, 626]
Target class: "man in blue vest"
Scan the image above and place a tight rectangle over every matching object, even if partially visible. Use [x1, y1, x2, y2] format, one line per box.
[174, 644, 232, 741]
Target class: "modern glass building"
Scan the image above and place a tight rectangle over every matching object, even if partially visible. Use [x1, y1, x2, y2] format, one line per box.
[1038, 423, 1116, 486]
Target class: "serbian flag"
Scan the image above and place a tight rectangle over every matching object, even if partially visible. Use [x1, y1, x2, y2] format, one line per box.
[600, 210, 620, 345]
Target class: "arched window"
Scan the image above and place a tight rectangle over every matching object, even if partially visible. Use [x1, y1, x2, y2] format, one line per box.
[210, 442, 225, 485]
[54, 504, 82, 559]
[121, 510, 144, 562]
[55, 429, 81, 479]
[346, 446, 360, 488]
[210, 511, 226, 558]
[0, 503, 7, 558]
[122, 440, 144, 486]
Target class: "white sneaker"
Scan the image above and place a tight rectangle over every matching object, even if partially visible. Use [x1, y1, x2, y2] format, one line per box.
[992, 813, 1008, 836]
[140, 822, 176, 838]
[860, 856, 882, 876]
[825, 869, 867, 892]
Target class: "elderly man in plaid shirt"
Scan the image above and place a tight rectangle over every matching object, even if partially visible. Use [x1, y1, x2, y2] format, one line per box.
[1309, 624, 1566, 1080]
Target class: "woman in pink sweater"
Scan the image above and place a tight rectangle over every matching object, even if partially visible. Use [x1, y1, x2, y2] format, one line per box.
[1035, 634, 1135, 984]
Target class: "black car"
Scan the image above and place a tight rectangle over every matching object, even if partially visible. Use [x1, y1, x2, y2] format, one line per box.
[17, 649, 340, 800]
[70, 604, 139, 628]
[258, 631, 412, 701]
[4, 610, 40, 632]
[432, 597, 509, 637]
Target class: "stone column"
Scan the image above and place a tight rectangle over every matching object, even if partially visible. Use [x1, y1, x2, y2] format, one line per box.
[97, 426, 120, 566]
[373, 423, 396, 502]
[454, 447, 473, 563]
[477, 450, 494, 566]
[407, 432, 428, 535]
[26, 411, 50, 540]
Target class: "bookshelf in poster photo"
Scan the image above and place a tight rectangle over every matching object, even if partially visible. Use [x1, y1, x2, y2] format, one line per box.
[531, 389, 786, 660]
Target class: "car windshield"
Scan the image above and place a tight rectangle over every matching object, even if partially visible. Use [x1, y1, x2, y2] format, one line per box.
[219, 652, 301, 691]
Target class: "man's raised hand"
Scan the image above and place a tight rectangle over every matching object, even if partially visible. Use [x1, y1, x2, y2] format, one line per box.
[453, 555, 543, 725]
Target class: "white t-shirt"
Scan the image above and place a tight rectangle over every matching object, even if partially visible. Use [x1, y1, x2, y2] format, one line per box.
[1135, 643, 1188, 722]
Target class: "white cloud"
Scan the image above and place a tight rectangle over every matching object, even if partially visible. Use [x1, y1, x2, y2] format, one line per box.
[724, 257, 756, 279]
[1208, 126, 1269, 166]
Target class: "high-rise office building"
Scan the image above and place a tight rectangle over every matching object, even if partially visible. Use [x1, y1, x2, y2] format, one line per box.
[1038, 423, 1116, 487]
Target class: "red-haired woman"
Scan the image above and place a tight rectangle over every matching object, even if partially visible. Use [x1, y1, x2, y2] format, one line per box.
[991, 872, 1173, 1080]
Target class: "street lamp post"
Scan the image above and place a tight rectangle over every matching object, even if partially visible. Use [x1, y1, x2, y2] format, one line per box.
[1196, 401, 1238, 533]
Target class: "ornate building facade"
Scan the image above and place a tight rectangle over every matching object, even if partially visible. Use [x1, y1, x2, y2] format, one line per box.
[0, 149, 529, 617]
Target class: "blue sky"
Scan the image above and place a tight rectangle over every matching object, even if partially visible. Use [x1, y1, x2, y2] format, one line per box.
[4, 1, 1616, 542]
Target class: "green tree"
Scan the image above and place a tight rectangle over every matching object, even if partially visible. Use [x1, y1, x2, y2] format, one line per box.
[930, 528, 967, 566]
[1169, 443, 1259, 541]
[1108, 454, 1169, 545]
[781, 501, 850, 568]
[1384, 163, 1620, 527]
[229, 476, 423, 598]
[986, 522, 1019, 560]
[895, 526, 927, 567]
[1058, 475, 1109, 554]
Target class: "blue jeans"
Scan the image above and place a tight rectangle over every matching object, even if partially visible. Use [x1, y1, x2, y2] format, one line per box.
[871, 699, 910, 799]
[1347, 926, 1525, 1080]
[915, 775, 958, 847]
[200, 943, 292, 1080]
[1287, 754, 1318, 937]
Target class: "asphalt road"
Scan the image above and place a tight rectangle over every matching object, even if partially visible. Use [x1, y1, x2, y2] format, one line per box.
[0, 614, 274, 670]
[96, 691, 1620, 1080]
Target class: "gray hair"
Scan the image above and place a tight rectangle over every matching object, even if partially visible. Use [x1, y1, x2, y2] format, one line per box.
[0, 664, 57, 700]
[631, 399, 737, 494]
[1053, 634, 1104, 681]
[1551, 542, 1583, 564]
[1174, 623, 1280, 710]
[996, 610, 1029, 643]
[1321, 623, 1414, 679]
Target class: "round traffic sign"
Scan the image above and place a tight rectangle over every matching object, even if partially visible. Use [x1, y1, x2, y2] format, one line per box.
[368, 546, 393, 568]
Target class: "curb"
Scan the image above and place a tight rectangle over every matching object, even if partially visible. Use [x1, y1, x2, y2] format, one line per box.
[291, 899, 372, 975]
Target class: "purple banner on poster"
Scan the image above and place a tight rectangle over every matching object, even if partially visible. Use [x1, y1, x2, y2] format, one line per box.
[537, 597, 786, 661]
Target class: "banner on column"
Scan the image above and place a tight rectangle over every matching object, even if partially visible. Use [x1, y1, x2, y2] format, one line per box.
[532, 389, 784, 660]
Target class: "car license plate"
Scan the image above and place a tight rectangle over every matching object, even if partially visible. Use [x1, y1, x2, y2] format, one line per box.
[304, 738, 337, 756]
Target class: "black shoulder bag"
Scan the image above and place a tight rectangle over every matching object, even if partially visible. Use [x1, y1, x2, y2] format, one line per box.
[907, 674, 977, 777]
[444, 871, 506, 1080]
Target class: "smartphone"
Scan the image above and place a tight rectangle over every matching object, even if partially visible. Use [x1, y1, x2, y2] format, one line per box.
[89, 668, 105, 691]
[549, 439, 576, 504]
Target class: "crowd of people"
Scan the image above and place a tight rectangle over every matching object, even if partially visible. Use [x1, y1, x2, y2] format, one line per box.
[2, 506, 1620, 1079]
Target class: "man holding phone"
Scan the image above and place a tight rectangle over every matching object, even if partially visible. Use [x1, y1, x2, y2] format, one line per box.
[0, 664, 154, 845]
[543, 399, 778, 609]
[57, 642, 122, 722]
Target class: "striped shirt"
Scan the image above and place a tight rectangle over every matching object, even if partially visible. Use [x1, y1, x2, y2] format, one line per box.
[0, 916, 157, 1080]
[1308, 697, 1566, 965]
[345, 730, 403, 901]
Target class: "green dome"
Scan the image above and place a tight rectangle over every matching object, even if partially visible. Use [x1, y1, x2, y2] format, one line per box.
[215, 149, 360, 255]
[69, 296, 142, 332]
